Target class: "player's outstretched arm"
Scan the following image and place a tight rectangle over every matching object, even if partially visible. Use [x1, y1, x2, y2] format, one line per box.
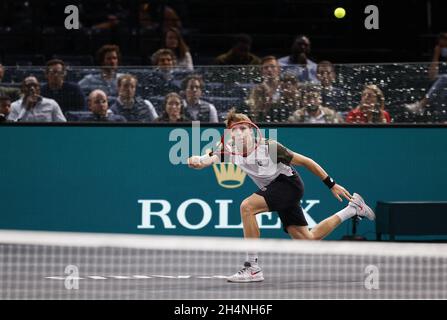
[290, 152, 352, 202]
[187, 154, 219, 170]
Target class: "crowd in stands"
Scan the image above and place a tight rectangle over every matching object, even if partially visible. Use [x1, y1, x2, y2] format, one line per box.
[1, 31, 447, 124]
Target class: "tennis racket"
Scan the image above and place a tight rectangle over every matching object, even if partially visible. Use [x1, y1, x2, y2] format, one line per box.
[188, 120, 263, 168]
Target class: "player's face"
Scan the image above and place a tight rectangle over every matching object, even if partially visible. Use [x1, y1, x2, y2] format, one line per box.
[231, 123, 253, 150]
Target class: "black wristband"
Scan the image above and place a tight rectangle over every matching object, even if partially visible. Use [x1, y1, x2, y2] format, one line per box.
[323, 176, 336, 189]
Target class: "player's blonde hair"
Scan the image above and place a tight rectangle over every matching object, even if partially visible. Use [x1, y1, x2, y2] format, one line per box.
[225, 108, 252, 128]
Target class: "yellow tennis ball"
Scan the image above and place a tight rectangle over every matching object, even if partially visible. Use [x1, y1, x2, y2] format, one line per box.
[334, 7, 346, 19]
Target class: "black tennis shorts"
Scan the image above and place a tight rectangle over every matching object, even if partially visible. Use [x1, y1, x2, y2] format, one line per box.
[255, 173, 307, 233]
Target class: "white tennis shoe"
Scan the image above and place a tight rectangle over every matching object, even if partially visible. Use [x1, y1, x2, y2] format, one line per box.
[349, 193, 375, 221]
[227, 262, 264, 283]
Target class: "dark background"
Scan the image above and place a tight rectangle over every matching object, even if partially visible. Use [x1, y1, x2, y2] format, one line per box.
[0, 0, 445, 65]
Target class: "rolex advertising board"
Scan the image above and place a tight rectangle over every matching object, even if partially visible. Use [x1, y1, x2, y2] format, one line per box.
[0, 125, 446, 240]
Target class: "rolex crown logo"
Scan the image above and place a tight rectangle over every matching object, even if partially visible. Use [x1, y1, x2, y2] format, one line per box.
[212, 162, 246, 189]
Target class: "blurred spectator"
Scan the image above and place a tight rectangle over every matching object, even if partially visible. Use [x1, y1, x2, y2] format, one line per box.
[0, 95, 11, 123]
[78, 45, 123, 97]
[0, 64, 21, 101]
[2, 1, 33, 29]
[41, 59, 86, 112]
[215, 34, 261, 65]
[278, 35, 318, 82]
[146, 48, 185, 97]
[402, 34, 447, 123]
[139, 1, 182, 32]
[182, 74, 218, 123]
[288, 83, 342, 123]
[8, 76, 66, 122]
[428, 32, 447, 81]
[317, 61, 349, 112]
[404, 74, 447, 123]
[246, 56, 282, 121]
[151, 48, 177, 80]
[279, 73, 301, 114]
[157, 92, 190, 122]
[78, 89, 126, 122]
[111, 74, 158, 122]
[159, 27, 193, 71]
[346, 84, 391, 123]
[82, 1, 129, 30]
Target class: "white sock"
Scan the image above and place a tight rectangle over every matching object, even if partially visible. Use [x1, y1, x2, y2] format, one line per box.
[247, 252, 258, 266]
[335, 205, 357, 222]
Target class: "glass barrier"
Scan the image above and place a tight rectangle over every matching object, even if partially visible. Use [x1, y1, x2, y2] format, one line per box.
[1, 63, 447, 124]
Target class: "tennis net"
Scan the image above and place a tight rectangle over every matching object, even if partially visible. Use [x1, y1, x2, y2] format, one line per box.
[1, 229, 446, 300]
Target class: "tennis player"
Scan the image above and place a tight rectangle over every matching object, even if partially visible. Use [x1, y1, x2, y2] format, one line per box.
[187, 110, 375, 283]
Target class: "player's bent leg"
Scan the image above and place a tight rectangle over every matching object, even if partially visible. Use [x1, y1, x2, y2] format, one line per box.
[309, 215, 342, 240]
[291, 192, 376, 242]
[240, 193, 269, 239]
[288, 216, 342, 240]
[287, 225, 315, 240]
[227, 194, 269, 283]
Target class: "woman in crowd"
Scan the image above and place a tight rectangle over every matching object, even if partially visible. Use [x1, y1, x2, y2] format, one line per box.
[159, 27, 194, 71]
[157, 92, 190, 122]
[346, 84, 391, 123]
